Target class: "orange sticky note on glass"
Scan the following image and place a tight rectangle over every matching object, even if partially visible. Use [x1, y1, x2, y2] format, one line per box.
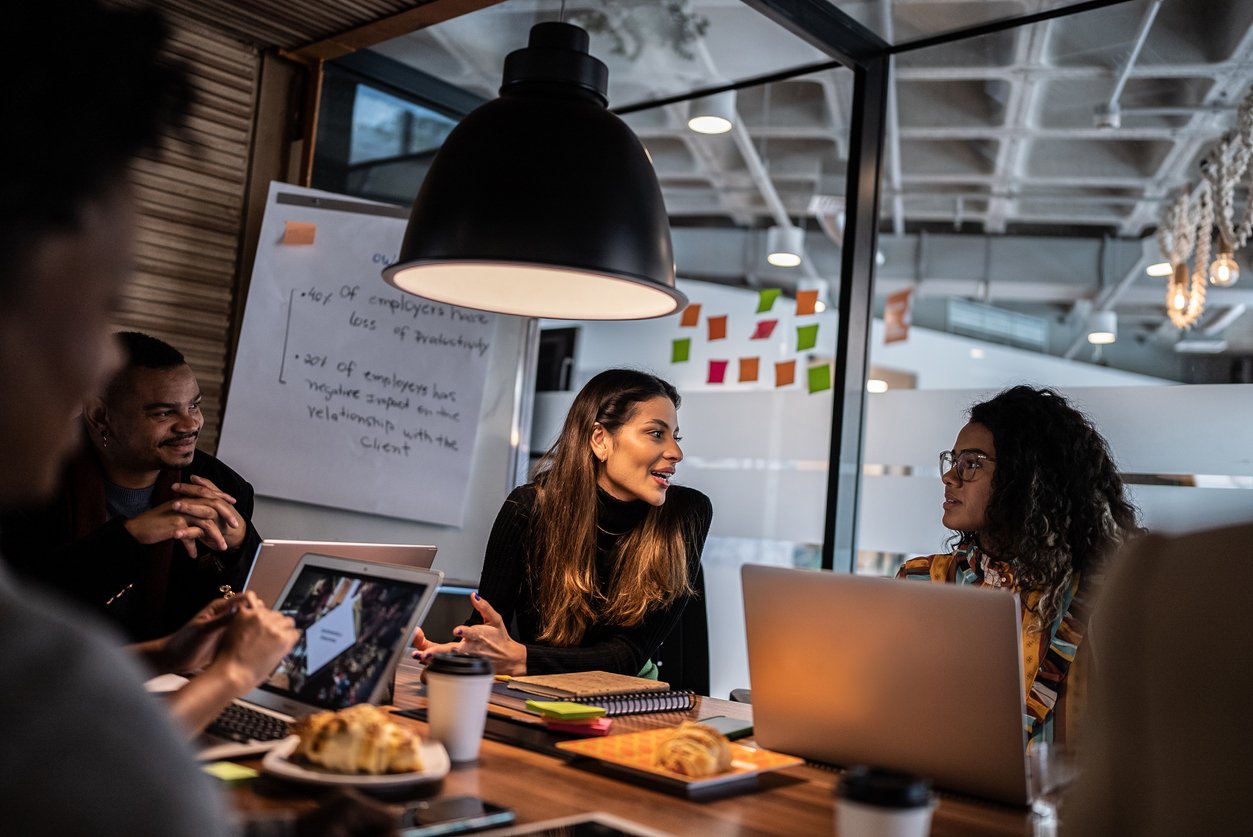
[708, 360, 729, 384]
[707, 315, 728, 341]
[282, 221, 317, 245]
[796, 289, 819, 316]
[680, 304, 702, 327]
[751, 319, 777, 340]
[775, 360, 796, 388]
[738, 357, 760, 383]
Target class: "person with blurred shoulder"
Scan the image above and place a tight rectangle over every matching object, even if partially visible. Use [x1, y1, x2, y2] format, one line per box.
[1063, 523, 1253, 835]
[1, 330, 261, 641]
[414, 368, 712, 677]
[0, 2, 388, 834]
[897, 386, 1141, 746]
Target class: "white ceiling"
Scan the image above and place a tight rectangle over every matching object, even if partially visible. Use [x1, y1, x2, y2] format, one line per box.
[367, 0, 1253, 372]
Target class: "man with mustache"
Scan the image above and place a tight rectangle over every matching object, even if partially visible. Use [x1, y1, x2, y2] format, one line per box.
[2, 331, 261, 641]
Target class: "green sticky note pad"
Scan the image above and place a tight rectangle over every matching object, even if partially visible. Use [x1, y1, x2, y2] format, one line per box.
[796, 323, 819, 351]
[757, 287, 782, 313]
[672, 337, 691, 363]
[525, 700, 607, 720]
[202, 761, 259, 782]
[808, 363, 832, 394]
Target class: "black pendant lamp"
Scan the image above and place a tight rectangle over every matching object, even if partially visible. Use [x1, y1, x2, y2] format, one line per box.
[382, 22, 685, 320]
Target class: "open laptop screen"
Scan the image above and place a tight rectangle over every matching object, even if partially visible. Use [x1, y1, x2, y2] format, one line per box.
[258, 555, 439, 710]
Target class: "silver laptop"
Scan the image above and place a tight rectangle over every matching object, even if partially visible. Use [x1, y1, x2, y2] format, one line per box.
[244, 539, 437, 607]
[199, 553, 442, 760]
[742, 564, 1029, 805]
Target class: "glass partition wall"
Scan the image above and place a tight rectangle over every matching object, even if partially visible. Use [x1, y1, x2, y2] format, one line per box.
[307, 0, 1253, 696]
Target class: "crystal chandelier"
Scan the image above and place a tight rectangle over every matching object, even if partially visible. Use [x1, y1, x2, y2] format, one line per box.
[1158, 85, 1253, 329]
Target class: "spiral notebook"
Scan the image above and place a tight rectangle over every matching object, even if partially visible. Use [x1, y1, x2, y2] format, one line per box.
[496, 672, 694, 716]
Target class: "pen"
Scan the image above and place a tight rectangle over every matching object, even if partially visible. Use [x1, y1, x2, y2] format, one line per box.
[494, 674, 512, 683]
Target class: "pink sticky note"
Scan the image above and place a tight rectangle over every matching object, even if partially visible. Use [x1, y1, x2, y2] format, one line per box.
[751, 319, 778, 340]
[281, 221, 317, 245]
[708, 359, 729, 384]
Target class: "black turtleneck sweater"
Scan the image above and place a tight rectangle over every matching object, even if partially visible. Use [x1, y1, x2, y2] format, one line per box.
[471, 482, 712, 675]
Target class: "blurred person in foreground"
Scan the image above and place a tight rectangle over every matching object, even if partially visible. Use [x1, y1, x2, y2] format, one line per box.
[1063, 523, 1253, 836]
[0, 1, 391, 834]
[898, 386, 1141, 747]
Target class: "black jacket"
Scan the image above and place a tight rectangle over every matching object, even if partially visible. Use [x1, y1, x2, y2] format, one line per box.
[0, 445, 260, 641]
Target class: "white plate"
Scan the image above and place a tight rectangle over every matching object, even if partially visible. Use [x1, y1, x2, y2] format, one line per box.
[261, 736, 450, 788]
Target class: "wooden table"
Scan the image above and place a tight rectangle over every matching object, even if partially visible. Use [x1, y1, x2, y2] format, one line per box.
[228, 663, 1032, 836]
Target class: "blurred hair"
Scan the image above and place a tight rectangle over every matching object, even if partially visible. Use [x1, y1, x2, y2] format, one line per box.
[959, 386, 1141, 627]
[0, 0, 191, 300]
[104, 332, 188, 405]
[530, 368, 694, 646]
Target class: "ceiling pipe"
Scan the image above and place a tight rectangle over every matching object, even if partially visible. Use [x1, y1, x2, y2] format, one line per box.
[1096, 0, 1164, 129]
[1201, 304, 1248, 335]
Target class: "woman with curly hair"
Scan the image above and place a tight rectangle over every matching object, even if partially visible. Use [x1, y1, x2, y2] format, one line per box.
[413, 368, 712, 677]
[898, 386, 1140, 746]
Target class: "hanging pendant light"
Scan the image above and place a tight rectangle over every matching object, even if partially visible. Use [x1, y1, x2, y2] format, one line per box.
[1087, 310, 1117, 344]
[382, 22, 685, 320]
[687, 90, 736, 134]
[766, 224, 804, 267]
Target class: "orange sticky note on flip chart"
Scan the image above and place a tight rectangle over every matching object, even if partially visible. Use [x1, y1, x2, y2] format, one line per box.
[282, 221, 317, 245]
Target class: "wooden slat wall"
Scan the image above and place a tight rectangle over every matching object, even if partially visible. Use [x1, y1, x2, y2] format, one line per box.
[116, 7, 260, 451]
[147, 0, 425, 50]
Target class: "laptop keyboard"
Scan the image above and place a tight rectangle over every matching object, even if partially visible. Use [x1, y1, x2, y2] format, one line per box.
[206, 703, 291, 744]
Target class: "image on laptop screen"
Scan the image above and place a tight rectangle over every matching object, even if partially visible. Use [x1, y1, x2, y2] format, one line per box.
[260, 560, 435, 709]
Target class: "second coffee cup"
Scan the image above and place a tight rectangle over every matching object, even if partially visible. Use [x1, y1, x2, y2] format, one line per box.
[424, 652, 495, 763]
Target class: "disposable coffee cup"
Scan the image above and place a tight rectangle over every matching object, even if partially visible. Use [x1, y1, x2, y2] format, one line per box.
[424, 652, 494, 764]
[835, 765, 936, 837]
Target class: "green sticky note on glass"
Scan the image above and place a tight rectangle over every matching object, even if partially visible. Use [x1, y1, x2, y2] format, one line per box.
[797, 323, 819, 351]
[808, 363, 832, 394]
[672, 338, 691, 363]
[757, 287, 782, 313]
[202, 761, 258, 782]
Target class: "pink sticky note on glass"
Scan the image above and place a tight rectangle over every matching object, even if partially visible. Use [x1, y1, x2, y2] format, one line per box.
[708, 360, 729, 384]
[282, 221, 317, 245]
[751, 319, 778, 340]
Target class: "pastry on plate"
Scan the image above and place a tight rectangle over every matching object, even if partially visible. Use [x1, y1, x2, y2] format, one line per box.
[652, 721, 733, 777]
[290, 704, 423, 774]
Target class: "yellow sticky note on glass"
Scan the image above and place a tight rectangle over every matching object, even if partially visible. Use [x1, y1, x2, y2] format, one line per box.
[281, 220, 317, 245]
[808, 363, 832, 394]
[202, 761, 258, 782]
[757, 288, 781, 313]
[672, 338, 691, 363]
[797, 323, 819, 351]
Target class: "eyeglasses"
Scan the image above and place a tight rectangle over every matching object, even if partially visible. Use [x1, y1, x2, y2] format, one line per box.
[940, 450, 994, 482]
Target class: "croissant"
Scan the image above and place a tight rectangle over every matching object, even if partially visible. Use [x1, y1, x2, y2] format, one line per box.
[653, 721, 733, 777]
[290, 704, 423, 774]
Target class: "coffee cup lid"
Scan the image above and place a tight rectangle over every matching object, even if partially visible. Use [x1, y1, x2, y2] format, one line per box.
[426, 652, 494, 676]
[836, 765, 932, 809]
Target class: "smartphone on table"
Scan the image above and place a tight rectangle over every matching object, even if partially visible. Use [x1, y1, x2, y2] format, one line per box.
[399, 796, 516, 836]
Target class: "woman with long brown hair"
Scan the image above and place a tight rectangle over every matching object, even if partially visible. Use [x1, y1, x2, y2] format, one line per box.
[413, 368, 712, 676]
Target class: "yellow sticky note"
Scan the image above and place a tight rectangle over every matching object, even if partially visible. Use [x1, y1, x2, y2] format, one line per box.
[202, 761, 258, 782]
[282, 220, 317, 245]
